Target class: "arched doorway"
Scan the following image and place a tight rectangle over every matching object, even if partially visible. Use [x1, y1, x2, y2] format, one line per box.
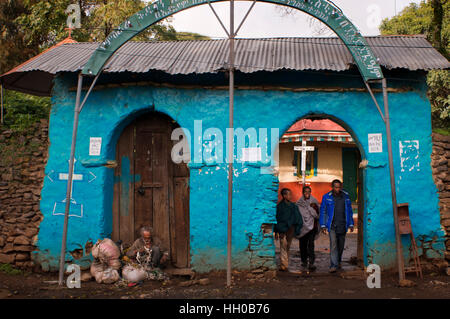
[276, 115, 365, 272]
[112, 112, 190, 269]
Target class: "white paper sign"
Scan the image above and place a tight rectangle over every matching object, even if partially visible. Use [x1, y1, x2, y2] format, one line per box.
[89, 137, 102, 156]
[368, 134, 382, 153]
[242, 147, 262, 162]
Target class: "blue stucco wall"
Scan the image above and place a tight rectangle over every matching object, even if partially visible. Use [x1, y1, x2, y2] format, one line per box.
[33, 74, 445, 272]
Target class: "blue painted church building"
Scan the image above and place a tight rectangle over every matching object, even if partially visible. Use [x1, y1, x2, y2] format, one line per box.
[1, 35, 449, 273]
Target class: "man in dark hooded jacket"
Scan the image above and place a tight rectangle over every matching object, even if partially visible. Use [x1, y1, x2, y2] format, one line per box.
[275, 188, 303, 271]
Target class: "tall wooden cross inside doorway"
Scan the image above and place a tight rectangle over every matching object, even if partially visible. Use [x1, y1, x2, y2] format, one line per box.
[294, 140, 315, 186]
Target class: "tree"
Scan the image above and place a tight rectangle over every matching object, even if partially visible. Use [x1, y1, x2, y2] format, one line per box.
[380, 1, 448, 57]
[380, 0, 450, 132]
[0, 0, 37, 75]
[1, 1, 210, 132]
[15, 0, 210, 46]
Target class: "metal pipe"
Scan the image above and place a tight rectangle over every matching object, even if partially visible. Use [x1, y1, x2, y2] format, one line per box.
[235, 0, 257, 36]
[58, 73, 84, 286]
[207, 0, 230, 37]
[365, 81, 385, 123]
[79, 71, 102, 112]
[227, 0, 235, 289]
[382, 78, 405, 281]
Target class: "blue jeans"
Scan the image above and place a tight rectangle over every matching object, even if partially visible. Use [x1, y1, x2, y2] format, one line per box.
[329, 229, 346, 269]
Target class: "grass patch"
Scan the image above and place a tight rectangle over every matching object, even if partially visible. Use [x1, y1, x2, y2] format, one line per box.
[0, 263, 24, 275]
[433, 127, 450, 136]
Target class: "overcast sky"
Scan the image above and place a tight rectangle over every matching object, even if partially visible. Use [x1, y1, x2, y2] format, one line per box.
[150, 0, 423, 38]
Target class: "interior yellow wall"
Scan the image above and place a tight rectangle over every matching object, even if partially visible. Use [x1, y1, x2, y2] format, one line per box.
[278, 141, 346, 183]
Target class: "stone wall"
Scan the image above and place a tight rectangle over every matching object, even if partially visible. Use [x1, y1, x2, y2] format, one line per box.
[432, 133, 450, 263]
[0, 120, 48, 269]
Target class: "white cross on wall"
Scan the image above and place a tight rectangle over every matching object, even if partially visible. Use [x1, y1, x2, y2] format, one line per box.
[59, 158, 83, 200]
[294, 140, 315, 185]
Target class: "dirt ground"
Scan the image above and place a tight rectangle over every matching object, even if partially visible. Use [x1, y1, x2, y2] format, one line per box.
[0, 233, 449, 299]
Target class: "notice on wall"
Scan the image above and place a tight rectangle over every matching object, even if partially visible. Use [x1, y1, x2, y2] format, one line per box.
[368, 134, 382, 153]
[89, 137, 102, 156]
[242, 147, 262, 162]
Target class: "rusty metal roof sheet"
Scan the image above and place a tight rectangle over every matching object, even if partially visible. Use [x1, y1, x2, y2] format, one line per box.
[2, 35, 449, 96]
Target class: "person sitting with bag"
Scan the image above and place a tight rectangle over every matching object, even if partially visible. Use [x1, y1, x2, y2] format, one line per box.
[126, 226, 169, 269]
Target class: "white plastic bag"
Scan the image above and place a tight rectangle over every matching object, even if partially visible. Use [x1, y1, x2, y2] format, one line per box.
[99, 268, 120, 284]
[92, 238, 120, 261]
[90, 261, 119, 284]
[122, 264, 147, 283]
[109, 258, 122, 270]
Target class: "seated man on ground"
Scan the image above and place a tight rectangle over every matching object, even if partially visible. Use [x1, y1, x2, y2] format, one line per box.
[126, 226, 169, 269]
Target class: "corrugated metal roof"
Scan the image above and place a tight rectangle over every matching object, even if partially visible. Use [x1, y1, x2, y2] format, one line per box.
[1, 35, 449, 96]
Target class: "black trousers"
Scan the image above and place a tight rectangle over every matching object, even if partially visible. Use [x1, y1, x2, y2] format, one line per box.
[299, 229, 316, 265]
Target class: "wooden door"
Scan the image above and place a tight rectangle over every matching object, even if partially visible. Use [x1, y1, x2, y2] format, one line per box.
[112, 113, 190, 268]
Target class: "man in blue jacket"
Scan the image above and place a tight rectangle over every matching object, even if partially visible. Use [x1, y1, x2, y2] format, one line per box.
[319, 179, 354, 273]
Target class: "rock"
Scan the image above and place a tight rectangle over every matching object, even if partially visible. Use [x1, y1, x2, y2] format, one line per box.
[15, 253, 30, 261]
[179, 280, 195, 287]
[0, 237, 4, 247]
[399, 279, 416, 287]
[14, 245, 34, 252]
[23, 193, 32, 200]
[264, 270, 277, 280]
[447, 267, 450, 276]
[198, 278, 210, 286]
[24, 228, 37, 238]
[251, 268, 264, 274]
[441, 219, 450, 227]
[1, 174, 13, 181]
[433, 133, 450, 144]
[2, 243, 14, 253]
[0, 253, 15, 264]
[14, 236, 30, 245]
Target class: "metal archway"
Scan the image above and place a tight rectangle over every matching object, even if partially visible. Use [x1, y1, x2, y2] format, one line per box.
[59, 0, 404, 286]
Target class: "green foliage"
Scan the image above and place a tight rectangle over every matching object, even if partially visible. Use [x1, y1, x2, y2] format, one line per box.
[380, 3, 434, 39]
[0, 263, 24, 275]
[0, 0, 37, 74]
[12, 0, 211, 48]
[2, 90, 51, 133]
[173, 32, 211, 41]
[380, 0, 449, 130]
[1, 1, 207, 137]
[433, 127, 450, 135]
[380, 1, 449, 57]
[15, 0, 75, 49]
[428, 69, 450, 128]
